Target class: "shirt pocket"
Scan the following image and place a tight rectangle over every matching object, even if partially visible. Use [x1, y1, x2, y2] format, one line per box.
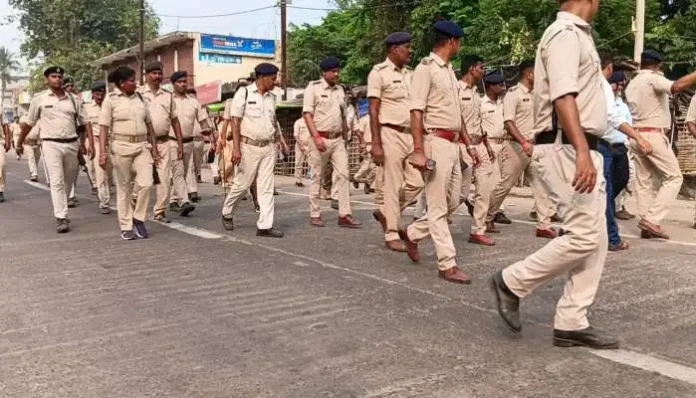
[316, 95, 335, 114]
[384, 80, 407, 100]
[245, 102, 263, 119]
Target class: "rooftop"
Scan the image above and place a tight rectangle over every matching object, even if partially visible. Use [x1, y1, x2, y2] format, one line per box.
[93, 31, 197, 68]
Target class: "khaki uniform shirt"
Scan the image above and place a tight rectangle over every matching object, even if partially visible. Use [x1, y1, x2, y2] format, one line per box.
[367, 58, 412, 127]
[139, 85, 177, 137]
[172, 94, 206, 139]
[358, 115, 372, 150]
[410, 52, 462, 132]
[685, 94, 696, 123]
[25, 90, 86, 140]
[302, 79, 346, 135]
[99, 88, 152, 137]
[625, 70, 674, 129]
[84, 102, 102, 137]
[293, 118, 311, 146]
[480, 95, 505, 139]
[532, 11, 606, 137]
[230, 84, 280, 141]
[503, 83, 534, 140]
[459, 80, 482, 136]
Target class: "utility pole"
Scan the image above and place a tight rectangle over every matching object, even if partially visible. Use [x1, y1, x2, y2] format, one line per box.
[634, 0, 645, 63]
[280, 0, 288, 100]
[139, 0, 145, 85]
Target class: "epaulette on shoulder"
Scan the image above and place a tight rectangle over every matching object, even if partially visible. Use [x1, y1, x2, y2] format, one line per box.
[311, 80, 322, 85]
[420, 57, 433, 65]
[508, 85, 519, 92]
[374, 63, 389, 71]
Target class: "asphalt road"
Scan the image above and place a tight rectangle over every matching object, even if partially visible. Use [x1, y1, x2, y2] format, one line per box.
[1, 158, 696, 398]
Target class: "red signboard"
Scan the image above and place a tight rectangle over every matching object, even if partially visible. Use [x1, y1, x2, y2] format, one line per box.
[196, 81, 222, 105]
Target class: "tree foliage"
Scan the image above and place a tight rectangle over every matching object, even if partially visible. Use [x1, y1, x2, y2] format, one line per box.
[9, 0, 160, 92]
[288, 0, 696, 86]
[0, 47, 21, 101]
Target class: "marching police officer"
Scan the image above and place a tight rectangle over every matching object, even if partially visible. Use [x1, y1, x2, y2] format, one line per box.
[293, 117, 311, 187]
[17, 66, 87, 233]
[490, 0, 619, 349]
[399, 20, 478, 284]
[368, 31, 423, 252]
[99, 67, 161, 240]
[0, 110, 8, 203]
[220, 63, 284, 237]
[625, 49, 696, 240]
[303, 57, 361, 228]
[85, 81, 112, 214]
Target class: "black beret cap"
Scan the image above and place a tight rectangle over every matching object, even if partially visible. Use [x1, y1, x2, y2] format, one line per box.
[44, 66, 64, 77]
[170, 71, 187, 82]
[519, 60, 535, 73]
[91, 80, 106, 92]
[145, 61, 163, 73]
[609, 71, 625, 84]
[62, 77, 75, 85]
[254, 63, 279, 76]
[107, 66, 136, 84]
[641, 49, 662, 63]
[320, 57, 341, 71]
[384, 32, 412, 46]
[433, 20, 463, 38]
[484, 71, 505, 84]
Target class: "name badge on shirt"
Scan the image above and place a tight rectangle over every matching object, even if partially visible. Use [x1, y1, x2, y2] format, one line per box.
[393, 80, 402, 83]
[462, 97, 471, 101]
[522, 98, 530, 102]
[44, 105, 54, 109]
[248, 101, 257, 105]
[320, 95, 328, 98]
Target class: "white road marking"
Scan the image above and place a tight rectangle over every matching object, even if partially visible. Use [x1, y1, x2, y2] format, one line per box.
[24, 180, 50, 191]
[590, 349, 696, 386]
[160, 222, 223, 240]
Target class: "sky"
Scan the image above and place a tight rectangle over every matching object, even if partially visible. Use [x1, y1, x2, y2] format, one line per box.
[0, 0, 332, 65]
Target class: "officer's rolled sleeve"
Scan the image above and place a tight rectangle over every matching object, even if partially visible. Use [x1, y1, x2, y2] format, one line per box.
[98, 97, 113, 127]
[503, 90, 518, 122]
[546, 31, 580, 102]
[650, 74, 674, 95]
[367, 70, 382, 99]
[24, 97, 41, 127]
[302, 84, 316, 114]
[409, 66, 430, 111]
[230, 87, 247, 118]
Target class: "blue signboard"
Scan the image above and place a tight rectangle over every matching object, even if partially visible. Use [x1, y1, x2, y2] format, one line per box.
[199, 53, 243, 65]
[200, 34, 276, 58]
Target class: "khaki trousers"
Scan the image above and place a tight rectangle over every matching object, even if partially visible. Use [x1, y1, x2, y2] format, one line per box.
[170, 140, 194, 205]
[221, 142, 276, 229]
[153, 140, 173, 215]
[380, 127, 424, 241]
[630, 132, 683, 225]
[112, 144, 153, 231]
[353, 154, 376, 185]
[186, 140, 205, 194]
[308, 137, 351, 218]
[487, 142, 555, 229]
[294, 141, 309, 183]
[471, 142, 502, 234]
[94, 143, 112, 209]
[0, 146, 5, 191]
[42, 140, 79, 219]
[502, 144, 607, 331]
[459, 144, 475, 205]
[407, 135, 462, 271]
[25, 144, 41, 178]
[373, 166, 384, 206]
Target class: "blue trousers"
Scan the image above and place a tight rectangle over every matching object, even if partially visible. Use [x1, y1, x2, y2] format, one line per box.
[599, 142, 629, 247]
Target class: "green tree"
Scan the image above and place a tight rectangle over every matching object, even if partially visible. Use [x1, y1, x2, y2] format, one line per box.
[0, 47, 21, 103]
[9, 0, 160, 92]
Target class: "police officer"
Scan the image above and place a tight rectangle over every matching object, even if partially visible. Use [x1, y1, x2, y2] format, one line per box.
[23, 124, 42, 182]
[469, 71, 504, 246]
[220, 63, 284, 237]
[99, 67, 161, 240]
[399, 20, 478, 284]
[293, 117, 311, 187]
[17, 66, 86, 233]
[490, 0, 619, 349]
[63, 76, 90, 205]
[625, 49, 696, 240]
[185, 87, 212, 202]
[0, 111, 8, 203]
[303, 57, 361, 228]
[10, 117, 20, 158]
[486, 60, 557, 239]
[168, 71, 209, 214]
[139, 61, 186, 223]
[368, 31, 423, 252]
[84, 81, 112, 214]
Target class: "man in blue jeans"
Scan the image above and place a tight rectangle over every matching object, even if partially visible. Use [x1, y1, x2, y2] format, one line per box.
[598, 53, 653, 251]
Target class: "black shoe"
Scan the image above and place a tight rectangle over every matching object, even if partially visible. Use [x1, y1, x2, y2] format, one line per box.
[30, 176, 38, 182]
[213, 176, 221, 185]
[529, 211, 538, 221]
[222, 215, 234, 231]
[189, 192, 201, 203]
[273, 189, 279, 196]
[56, 218, 71, 234]
[489, 271, 521, 333]
[553, 327, 620, 349]
[154, 212, 170, 224]
[465, 200, 474, 217]
[169, 202, 181, 213]
[364, 184, 373, 195]
[91, 187, 98, 196]
[67, 197, 78, 208]
[121, 230, 138, 240]
[179, 202, 196, 217]
[331, 199, 339, 210]
[99, 207, 111, 215]
[494, 212, 512, 225]
[295, 181, 304, 187]
[0, 192, 4, 203]
[196, 176, 203, 184]
[352, 179, 360, 189]
[133, 219, 149, 239]
[256, 228, 284, 238]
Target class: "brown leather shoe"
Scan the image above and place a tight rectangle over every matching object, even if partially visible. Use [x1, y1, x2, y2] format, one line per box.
[438, 266, 472, 284]
[536, 228, 558, 239]
[485, 221, 500, 234]
[638, 219, 669, 240]
[310, 217, 325, 227]
[398, 229, 420, 263]
[338, 215, 361, 228]
[385, 240, 407, 252]
[469, 233, 495, 246]
[609, 241, 629, 252]
[373, 209, 387, 232]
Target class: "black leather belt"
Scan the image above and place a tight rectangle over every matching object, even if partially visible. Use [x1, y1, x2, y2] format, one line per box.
[535, 131, 598, 151]
[181, 137, 194, 144]
[42, 137, 78, 143]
